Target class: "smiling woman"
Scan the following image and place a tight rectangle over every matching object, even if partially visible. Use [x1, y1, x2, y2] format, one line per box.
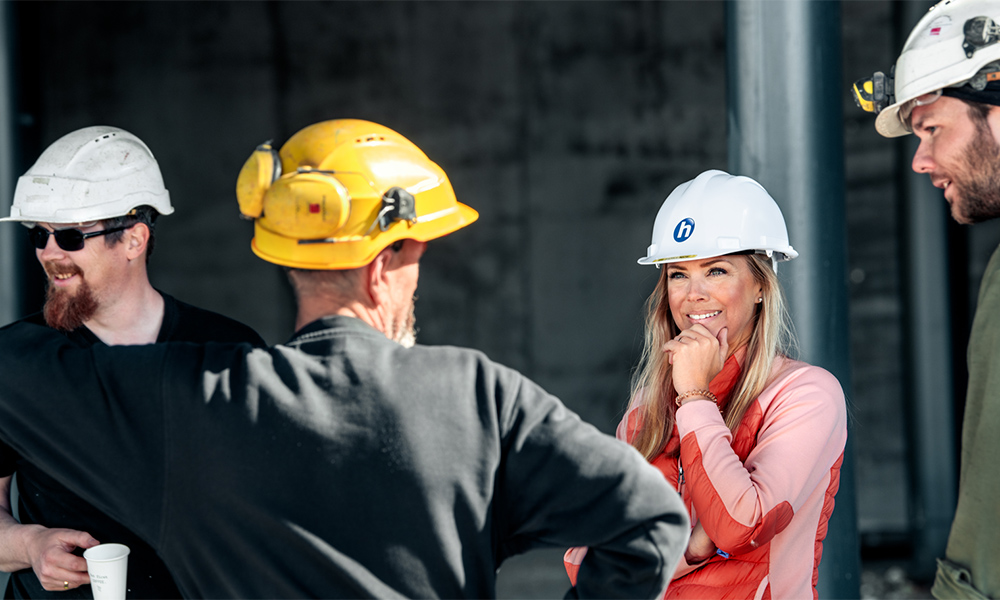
[664, 256, 763, 356]
[563, 170, 849, 599]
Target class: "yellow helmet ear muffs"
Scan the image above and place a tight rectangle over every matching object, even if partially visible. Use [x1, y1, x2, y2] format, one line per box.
[236, 143, 282, 218]
[240, 119, 479, 270]
[263, 169, 351, 240]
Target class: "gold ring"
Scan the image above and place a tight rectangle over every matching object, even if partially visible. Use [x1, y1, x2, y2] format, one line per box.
[63, 581, 69, 590]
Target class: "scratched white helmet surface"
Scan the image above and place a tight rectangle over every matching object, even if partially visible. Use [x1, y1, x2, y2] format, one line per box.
[2, 125, 172, 225]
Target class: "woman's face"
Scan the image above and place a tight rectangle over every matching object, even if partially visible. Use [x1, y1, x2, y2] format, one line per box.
[664, 255, 763, 351]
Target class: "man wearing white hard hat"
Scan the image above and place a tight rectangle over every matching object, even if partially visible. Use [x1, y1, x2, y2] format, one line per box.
[0, 126, 264, 599]
[853, 0, 1000, 597]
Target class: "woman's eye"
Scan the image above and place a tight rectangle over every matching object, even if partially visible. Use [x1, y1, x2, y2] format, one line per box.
[667, 271, 685, 280]
[709, 267, 727, 276]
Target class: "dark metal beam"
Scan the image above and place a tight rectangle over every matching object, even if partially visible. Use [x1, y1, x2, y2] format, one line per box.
[897, 0, 957, 577]
[726, 1, 860, 597]
[0, 1, 18, 326]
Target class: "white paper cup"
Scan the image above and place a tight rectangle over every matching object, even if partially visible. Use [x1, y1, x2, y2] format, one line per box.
[83, 543, 130, 600]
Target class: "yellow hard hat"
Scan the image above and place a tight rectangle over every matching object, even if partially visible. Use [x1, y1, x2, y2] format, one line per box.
[235, 119, 478, 269]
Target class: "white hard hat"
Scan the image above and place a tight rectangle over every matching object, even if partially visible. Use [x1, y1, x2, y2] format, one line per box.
[638, 170, 798, 267]
[2, 125, 173, 225]
[876, 0, 1000, 137]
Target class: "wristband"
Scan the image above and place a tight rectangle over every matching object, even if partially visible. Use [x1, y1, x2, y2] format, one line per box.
[675, 389, 718, 407]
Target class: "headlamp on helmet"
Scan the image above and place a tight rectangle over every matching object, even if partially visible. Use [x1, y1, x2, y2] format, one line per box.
[852, 69, 895, 115]
[853, 1, 1000, 138]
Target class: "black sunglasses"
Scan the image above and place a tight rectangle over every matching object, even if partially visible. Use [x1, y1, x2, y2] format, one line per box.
[28, 225, 131, 252]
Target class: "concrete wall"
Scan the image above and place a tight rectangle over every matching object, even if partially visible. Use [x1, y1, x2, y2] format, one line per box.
[6, 0, 997, 581]
[16, 0, 731, 431]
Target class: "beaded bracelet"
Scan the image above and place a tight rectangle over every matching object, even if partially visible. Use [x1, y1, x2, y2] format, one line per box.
[675, 389, 718, 407]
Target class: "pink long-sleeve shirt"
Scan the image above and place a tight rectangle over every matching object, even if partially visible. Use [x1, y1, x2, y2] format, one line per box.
[566, 353, 847, 599]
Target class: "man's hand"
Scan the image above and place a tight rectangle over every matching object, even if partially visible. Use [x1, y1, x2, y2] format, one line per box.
[23, 525, 99, 591]
[0, 475, 99, 591]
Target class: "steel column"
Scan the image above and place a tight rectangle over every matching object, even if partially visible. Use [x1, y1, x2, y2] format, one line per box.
[0, 1, 17, 326]
[726, 1, 859, 597]
[897, 1, 957, 577]
[0, 5, 15, 596]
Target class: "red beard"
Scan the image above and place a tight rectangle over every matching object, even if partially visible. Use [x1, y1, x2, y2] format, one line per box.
[42, 263, 98, 332]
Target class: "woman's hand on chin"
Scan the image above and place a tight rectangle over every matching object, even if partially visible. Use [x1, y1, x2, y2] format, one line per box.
[664, 324, 728, 396]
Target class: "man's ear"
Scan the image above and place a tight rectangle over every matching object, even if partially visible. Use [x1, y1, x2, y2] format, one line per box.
[124, 223, 150, 261]
[365, 245, 396, 306]
[988, 105, 1000, 145]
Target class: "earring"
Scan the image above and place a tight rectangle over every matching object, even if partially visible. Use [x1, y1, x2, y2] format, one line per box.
[757, 297, 763, 303]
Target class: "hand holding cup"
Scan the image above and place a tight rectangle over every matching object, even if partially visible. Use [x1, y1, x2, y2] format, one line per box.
[83, 543, 129, 600]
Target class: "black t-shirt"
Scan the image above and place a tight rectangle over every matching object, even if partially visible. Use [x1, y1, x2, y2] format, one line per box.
[0, 293, 264, 600]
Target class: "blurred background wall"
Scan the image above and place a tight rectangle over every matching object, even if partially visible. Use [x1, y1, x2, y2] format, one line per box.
[2, 1, 996, 596]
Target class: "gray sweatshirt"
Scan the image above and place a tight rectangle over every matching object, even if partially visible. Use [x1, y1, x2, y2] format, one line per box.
[0, 315, 689, 598]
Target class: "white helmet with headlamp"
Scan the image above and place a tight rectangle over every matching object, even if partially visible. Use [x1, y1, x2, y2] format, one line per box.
[852, 0, 1000, 137]
[638, 169, 797, 270]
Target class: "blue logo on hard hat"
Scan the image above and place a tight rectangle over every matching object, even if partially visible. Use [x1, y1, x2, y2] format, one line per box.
[673, 218, 695, 242]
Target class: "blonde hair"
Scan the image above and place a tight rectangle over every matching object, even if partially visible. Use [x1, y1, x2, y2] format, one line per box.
[629, 253, 795, 461]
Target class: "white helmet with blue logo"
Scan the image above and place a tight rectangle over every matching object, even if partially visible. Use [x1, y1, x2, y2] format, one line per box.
[638, 169, 798, 267]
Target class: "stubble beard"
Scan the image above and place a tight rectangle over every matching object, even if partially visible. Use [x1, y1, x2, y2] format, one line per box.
[42, 263, 99, 332]
[951, 120, 1000, 224]
[392, 296, 418, 349]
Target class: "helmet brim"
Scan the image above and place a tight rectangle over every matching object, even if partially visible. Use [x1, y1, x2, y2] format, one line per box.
[875, 102, 912, 138]
[637, 247, 798, 266]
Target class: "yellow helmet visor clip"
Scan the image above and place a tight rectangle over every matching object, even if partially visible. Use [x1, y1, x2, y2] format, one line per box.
[378, 187, 417, 232]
